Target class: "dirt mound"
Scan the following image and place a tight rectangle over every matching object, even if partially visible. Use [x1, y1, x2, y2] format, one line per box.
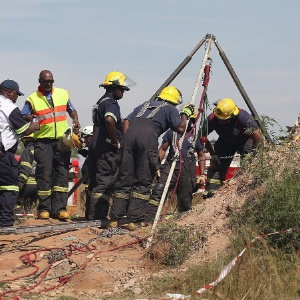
[1, 137, 299, 299]
[0, 180, 246, 300]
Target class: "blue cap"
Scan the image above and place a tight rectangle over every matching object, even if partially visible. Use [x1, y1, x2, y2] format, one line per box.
[0, 79, 24, 96]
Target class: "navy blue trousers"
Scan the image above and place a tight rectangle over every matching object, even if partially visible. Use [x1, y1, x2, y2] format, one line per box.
[0, 151, 19, 227]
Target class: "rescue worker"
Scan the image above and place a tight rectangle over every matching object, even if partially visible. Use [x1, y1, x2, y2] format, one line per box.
[201, 98, 263, 196]
[87, 71, 135, 220]
[21, 70, 80, 219]
[78, 126, 93, 216]
[0, 79, 40, 227]
[78, 125, 93, 184]
[18, 134, 35, 191]
[17, 134, 38, 213]
[147, 105, 206, 220]
[109, 86, 195, 229]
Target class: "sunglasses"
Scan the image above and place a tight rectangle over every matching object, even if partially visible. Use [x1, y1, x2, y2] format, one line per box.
[40, 79, 54, 84]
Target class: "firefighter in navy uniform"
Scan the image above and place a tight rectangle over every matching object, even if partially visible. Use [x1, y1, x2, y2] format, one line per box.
[109, 86, 195, 229]
[78, 126, 93, 185]
[18, 134, 35, 191]
[201, 98, 263, 196]
[21, 70, 81, 219]
[77, 126, 93, 215]
[147, 105, 206, 220]
[17, 134, 38, 213]
[0, 79, 40, 227]
[87, 71, 135, 220]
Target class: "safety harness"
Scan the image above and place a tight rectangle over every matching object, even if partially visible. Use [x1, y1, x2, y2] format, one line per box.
[136, 100, 169, 119]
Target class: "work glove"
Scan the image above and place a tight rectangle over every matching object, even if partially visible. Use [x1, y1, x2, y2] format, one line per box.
[180, 104, 195, 118]
[196, 174, 206, 185]
[210, 154, 221, 170]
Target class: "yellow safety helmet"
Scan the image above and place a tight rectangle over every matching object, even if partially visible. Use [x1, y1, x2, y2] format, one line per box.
[99, 71, 134, 91]
[182, 104, 197, 119]
[213, 98, 239, 120]
[61, 127, 83, 150]
[158, 86, 182, 105]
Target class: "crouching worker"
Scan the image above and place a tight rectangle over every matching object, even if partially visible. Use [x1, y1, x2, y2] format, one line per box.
[201, 98, 263, 197]
[109, 86, 195, 230]
[0, 80, 40, 227]
[147, 104, 206, 221]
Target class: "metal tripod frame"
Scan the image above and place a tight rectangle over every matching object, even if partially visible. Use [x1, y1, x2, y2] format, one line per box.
[146, 33, 272, 249]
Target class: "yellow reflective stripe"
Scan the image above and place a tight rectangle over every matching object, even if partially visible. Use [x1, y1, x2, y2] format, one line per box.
[52, 186, 68, 193]
[91, 192, 103, 199]
[0, 185, 19, 192]
[27, 178, 36, 184]
[89, 192, 111, 200]
[38, 190, 52, 196]
[19, 173, 28, 182]
[114, 192, 129, 199]
[104, 112, 117, 123]
[20, 161, 32, 168]
[148, 199, 159, 206]
[101, 194, 111, 201]
[16, 123, 30, 135]
[206, 178, 222, 184]
[131, 191, 150, 200]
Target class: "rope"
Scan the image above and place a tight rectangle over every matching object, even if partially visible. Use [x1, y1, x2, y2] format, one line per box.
[0, 234, 149, 298]
[146, 34, 214, 249]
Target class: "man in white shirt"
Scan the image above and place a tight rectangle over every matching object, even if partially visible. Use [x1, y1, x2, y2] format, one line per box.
[0, 79, 39, 227]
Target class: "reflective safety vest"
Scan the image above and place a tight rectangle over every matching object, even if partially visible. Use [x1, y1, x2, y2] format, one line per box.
[27, 88, 69, 139]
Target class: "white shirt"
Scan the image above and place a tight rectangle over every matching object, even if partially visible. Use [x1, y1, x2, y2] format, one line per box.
[0, 95, 24, 150]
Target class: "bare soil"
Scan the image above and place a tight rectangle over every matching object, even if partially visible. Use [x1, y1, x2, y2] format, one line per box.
[0, 177, 245, 300]
[1, 139, 299, 300]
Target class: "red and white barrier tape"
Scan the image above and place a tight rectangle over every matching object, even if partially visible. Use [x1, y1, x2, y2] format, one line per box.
[155, 227, 299, 299]
[196, 227, 300, 294]
[15, 213, 36, 217]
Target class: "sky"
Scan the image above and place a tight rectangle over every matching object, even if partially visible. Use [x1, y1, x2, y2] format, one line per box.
[1, 0, 300, 142]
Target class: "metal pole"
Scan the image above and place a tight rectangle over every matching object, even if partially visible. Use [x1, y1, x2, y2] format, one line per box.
[213, 37, 272, 143]
[149, 35, 208, 102]
[146, 34, 214, 249]
[67, 172, 89, 198]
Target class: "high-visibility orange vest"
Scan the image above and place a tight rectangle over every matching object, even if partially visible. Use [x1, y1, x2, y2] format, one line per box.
[27, 88, 69, 139]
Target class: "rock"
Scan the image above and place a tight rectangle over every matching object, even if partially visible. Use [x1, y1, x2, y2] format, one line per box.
[133, 287, 142, 294]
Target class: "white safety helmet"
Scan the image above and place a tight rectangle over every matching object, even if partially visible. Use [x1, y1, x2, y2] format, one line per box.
[81, 126, 93, 136]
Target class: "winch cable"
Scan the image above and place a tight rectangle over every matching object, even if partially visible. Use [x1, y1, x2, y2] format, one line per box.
[158, 54, 212, 218]
[146, 34, 214, 249]
[162, 62, 212, 217]
[189, 63, 212, 155]
[159, 138, 183, 219]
